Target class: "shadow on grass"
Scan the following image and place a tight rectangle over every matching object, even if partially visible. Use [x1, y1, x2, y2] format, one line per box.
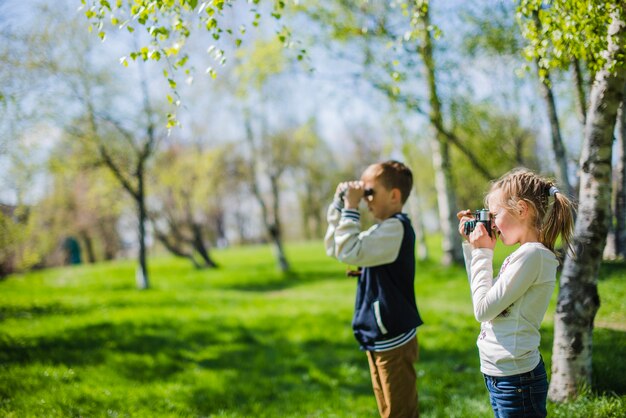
[216, 269, 346, 293]
[593, 327, 626, 394]
[0, 302, 94, 322]
[599, 260, 626, 280]
[0, 315, 372, 415]
[539, 325, 626, 396]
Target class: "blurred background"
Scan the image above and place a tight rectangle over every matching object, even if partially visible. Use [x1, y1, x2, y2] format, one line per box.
[0, 0, 622, 281]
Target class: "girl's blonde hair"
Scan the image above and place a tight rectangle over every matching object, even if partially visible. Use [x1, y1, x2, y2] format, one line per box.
[485, 168, 575, 254]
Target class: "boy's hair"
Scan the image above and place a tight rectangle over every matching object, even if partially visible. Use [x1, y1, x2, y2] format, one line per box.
[485, 167, 575, 254]
[369, 160, 413, 204]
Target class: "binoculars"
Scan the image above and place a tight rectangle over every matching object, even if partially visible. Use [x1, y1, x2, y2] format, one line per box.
[338, 187, 374, 200]
[463, 209, 493, 237]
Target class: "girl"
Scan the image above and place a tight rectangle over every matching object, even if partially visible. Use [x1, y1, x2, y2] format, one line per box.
[457, 168, 574, 418]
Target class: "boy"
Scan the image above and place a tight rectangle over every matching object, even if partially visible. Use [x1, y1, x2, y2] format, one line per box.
[325, 160, 423, 418]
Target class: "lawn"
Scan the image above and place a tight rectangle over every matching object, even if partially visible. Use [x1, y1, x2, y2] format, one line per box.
[0, 240, 624, 417]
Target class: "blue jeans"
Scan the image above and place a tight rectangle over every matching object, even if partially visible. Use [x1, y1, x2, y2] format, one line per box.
[483, 358, 548, 418]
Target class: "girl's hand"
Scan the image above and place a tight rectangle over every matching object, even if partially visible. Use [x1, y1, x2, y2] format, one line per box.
[457, 209, 473, 240]
[468, 222, 497, 250]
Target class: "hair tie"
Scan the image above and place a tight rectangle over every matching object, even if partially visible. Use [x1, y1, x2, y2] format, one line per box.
[549, 186, 560, 196]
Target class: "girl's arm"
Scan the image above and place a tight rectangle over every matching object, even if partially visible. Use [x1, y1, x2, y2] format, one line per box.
[469, 247, 543, 322]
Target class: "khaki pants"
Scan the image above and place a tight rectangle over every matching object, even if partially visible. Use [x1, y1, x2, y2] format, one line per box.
[366, 336, 419, 418]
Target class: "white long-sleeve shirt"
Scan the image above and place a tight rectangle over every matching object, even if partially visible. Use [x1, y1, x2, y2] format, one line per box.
[462, 241, 558, 376]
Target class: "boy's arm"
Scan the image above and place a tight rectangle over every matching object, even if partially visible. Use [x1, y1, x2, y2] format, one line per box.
[324, 197, 344, 258]
[334, 210, 404, 267]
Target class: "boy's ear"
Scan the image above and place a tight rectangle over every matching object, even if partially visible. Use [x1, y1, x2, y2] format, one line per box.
[391, 188, 402, 203]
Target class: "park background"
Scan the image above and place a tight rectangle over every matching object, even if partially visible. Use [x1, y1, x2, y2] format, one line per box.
[1, 0, 625, 416]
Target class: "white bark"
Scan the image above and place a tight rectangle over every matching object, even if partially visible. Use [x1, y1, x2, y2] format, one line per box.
[616, 95, 626, 258]
[549, 7, 626, 402]
[419, 6, 463, 266]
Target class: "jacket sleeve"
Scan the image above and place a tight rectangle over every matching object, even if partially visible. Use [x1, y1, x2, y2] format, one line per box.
[468, 247, 543, 322]
[331, 209, 404, 267]
[324, 199, 343, 258]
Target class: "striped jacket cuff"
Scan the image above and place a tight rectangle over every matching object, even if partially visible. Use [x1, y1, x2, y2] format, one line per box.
[341, 208, 360, 222]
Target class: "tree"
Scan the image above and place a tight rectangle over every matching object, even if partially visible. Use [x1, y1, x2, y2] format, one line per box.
[46, 141, 125, 264]
[519, 0, 626, 401]
[465, 2, 574, 196]
[301, 0, 502, 265]
[291, 120, 338, 240]
[148, 144, 237, 269]
[525, 12, 574, 196]
[230, 37, 309, 273]
[615, 92, 626, 258]
[81, 0, 295, 126]
[243, 120, 303, 273]
[57, 36, 163, 289]
[449, 101, 541, 209]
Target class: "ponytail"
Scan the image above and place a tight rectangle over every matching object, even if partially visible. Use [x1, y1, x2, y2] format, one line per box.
[539, 190, 575, 254]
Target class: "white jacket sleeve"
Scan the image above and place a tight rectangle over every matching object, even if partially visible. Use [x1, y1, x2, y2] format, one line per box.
[324, 200, 343, 258]
[330, 209, 404, 267]
[468, 246, 543, 322]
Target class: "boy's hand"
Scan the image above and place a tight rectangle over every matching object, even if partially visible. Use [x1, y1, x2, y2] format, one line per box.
[342, 181, 365, 209]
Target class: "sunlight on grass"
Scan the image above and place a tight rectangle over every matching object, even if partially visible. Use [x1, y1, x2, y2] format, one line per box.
[0, 240, 624, 417]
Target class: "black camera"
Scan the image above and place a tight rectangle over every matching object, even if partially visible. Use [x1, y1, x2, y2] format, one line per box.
[338, 187, 374, 200]
[463, 209, 493, 237]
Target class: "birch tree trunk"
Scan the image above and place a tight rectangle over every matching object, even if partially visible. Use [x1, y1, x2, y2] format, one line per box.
[616, 93, 626, 258]
[549, 8, 626, 402]
[418, 5, 462, 266]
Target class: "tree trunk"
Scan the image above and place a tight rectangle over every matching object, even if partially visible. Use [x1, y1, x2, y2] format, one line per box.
[269, 174, 290, 273]
[538, 68, 574, 197]
[191, 222, 218, 268]
[419, 6, 462, 266]
[549, 8, 626, 402]
[616, 91, 626, 258]
[407, 193, 428, 261]
[80, 231, 96, 263]
[572, 58, 588, 126]
[244, 115, 291, 273]
[150, 219, 200, 268]
[136, 170, 150, 290]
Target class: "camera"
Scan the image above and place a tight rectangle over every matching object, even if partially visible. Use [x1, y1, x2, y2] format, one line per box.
[463, 209, 493, 237]
[338, 187, 374, 200]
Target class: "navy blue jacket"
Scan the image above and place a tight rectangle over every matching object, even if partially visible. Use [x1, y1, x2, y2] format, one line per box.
[352, 213, 423, 350]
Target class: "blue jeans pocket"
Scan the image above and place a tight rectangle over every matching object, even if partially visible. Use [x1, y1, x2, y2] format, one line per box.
[484, 364, 548, 418]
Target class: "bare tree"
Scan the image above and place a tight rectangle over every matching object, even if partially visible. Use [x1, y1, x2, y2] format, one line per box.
[243, 116, 297, 273]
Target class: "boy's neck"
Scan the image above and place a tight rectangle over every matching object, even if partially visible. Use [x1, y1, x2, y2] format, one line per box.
[378, 205, 403, 220]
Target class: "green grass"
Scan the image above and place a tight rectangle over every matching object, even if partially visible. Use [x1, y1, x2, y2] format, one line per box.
[0, 240, 624, 417]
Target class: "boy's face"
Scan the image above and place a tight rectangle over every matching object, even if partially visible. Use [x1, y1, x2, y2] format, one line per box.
[360, 168, 401, 220]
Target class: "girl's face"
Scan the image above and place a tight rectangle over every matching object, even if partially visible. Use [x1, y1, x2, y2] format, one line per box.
[488, 190, 534, 246]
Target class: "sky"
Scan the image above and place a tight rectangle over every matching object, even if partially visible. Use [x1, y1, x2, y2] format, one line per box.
[0, 0, 592, 206]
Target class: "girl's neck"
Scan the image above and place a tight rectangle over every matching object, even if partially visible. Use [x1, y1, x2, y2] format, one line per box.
[519, 229, 539, 245]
